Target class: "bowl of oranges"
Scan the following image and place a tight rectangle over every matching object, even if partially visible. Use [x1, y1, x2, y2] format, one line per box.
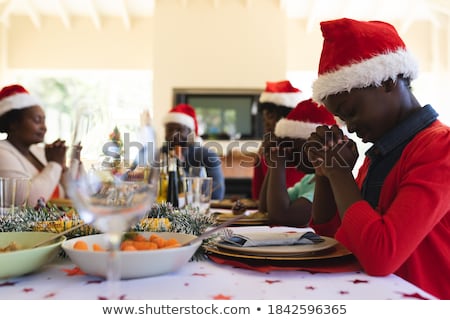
[61, 232, 200, 279]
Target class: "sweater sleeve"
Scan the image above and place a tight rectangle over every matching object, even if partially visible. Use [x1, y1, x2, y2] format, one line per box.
[0, 143, 63, 206]
[336, 124, 450, 276]
[252, 157, 267, 200]
[198, 146, 225, 200]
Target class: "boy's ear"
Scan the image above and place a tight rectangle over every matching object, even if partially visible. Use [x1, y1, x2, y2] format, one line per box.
[382, 79, 396, 92]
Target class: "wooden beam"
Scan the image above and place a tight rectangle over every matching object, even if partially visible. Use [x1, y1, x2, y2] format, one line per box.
[23, 0, 41, 29]
[118, 0, 131, 30]
[180, 0, 188, 9]
[55, 0, 71, 29]
[87, 0, 101, 30]
[0, 0, 16, 28]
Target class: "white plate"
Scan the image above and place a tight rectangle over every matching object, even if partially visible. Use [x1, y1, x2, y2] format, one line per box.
[62, 232, 200, 279]
[215, 235, 338, 257]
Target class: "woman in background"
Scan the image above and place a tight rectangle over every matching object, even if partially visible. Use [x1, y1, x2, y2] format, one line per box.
[0, 84, 70, 206]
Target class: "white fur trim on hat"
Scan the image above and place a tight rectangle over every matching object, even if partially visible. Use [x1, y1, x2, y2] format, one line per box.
[259, 92, 305, 108]
[0, 92, 40, 117]
[312, 49, 418, 104]
[274, 118, 321, 139]
[163, 112, 195, 132]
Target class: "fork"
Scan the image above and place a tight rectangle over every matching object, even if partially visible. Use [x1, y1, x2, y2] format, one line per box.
[222, 228, 234, 240]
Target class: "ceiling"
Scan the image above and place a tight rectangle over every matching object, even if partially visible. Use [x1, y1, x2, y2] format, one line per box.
[0, 0, 449, 31]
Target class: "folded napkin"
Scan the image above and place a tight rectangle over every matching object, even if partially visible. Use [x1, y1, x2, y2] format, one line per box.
[222, 231, 324, 247]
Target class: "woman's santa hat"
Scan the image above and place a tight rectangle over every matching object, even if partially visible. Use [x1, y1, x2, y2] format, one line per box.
[275, 99, 336, 139]
[259, 80, 305, 108]
[312, 18, 418, 104]
[163, 103, 198, 135]
[0, 84, 40, 117]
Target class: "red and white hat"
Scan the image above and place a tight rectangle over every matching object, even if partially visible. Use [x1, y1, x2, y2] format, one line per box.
[312, 18, 418, 104]
[0, 84, 40, 117]
[163, 103, 198, 135]
[275, 99, 336, 139]
[259, 80, 305, 108]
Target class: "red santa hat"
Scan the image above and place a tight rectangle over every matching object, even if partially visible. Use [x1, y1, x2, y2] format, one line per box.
[312, 18, 418, 104]
[163, 103, 198, 135]
[0, 84, 40, 117]
[259, 80, 305, 108]
[274, 99, 336, 139]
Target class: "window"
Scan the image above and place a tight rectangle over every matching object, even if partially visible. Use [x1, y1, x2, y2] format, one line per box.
[6, 69, 153, 163]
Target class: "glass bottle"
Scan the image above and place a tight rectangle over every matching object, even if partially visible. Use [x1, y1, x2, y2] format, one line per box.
[166, 155, 179, 207]
[174, 146, 185, 195]
[157, 151, 168, 203]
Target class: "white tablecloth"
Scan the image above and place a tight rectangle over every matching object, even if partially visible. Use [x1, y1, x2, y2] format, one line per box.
[0, 258, 436, 300]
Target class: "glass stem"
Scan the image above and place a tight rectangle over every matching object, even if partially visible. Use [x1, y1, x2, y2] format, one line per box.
[107, 232, 122, 299]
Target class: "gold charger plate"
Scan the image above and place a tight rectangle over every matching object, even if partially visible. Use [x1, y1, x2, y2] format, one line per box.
[210, 198, 259, 209]
[205, 241, 352, 261]
[47, 198, 73, 208]
[214, 211, 268, 225]
[215, 235, 338, 257]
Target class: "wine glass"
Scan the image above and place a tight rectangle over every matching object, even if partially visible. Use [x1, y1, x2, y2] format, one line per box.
[66, 160, 159, 298]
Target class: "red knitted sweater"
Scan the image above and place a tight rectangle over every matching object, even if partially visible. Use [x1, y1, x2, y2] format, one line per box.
[312, 121, 450, 299]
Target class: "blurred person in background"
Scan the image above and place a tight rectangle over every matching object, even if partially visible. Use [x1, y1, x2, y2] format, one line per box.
[259, 99, 336, 227]
[252, 80, 307, 200]
[0, 84, 75, 206]
[162, 103, 225, 200]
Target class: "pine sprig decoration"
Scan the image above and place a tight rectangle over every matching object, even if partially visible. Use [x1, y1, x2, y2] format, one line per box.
[2, 202, 216, 239]
[1, 202, 217, 261]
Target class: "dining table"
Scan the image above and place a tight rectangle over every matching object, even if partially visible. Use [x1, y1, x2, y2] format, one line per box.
[0, 217, 437, 301]
[0, 257, 438, 300]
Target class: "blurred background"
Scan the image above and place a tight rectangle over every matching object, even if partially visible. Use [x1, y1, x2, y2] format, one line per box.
[0, 0, 449, 166]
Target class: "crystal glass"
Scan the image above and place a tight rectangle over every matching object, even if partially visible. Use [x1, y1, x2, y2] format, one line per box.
[66, 160, 159, 298]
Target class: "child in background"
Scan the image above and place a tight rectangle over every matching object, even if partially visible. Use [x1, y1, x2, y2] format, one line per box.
[259, 99, 336, 227]
[252, 80, 307, 199]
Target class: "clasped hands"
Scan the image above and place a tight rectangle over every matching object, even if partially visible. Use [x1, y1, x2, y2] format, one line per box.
[45, 139, 83, 170]
[304, 125, 359, 177]
[45, 139, 67, 167]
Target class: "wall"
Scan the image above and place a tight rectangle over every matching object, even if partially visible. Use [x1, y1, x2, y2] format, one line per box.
[6, 16, 154, 69]
[0, 1, 449, 138]
[152, 0, 287, 140]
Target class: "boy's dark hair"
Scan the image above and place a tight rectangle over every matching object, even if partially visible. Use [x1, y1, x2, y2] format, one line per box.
[258, 102, 292, 119]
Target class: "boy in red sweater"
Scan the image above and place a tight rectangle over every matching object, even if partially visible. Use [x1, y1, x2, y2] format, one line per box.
[306, 18, 450, 299]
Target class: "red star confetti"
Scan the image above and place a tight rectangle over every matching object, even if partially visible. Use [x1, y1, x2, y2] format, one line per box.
[213, 294, 232, 300]
[399, 292, 429, 300]
[350, 279, 368, 284]
[265, 280, 281, 284]
[339, 290, 349, 295]
[305, 286, 315, 290]
[86, 279, 104, 284]
[184, 282, 189, 286]
[44, 292, 56, 299]
[191, 273, 208, 277]
[0, 281, 16, 287]
[62, 267, 86, 276]
[23, 288, 34, 293]
[98, 294, 126, 300]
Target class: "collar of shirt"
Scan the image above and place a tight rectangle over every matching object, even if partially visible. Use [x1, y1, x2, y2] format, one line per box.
[366, 105, 438, 159]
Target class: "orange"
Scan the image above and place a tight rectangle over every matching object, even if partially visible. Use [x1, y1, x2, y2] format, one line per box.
[73, 240, 88, 251]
